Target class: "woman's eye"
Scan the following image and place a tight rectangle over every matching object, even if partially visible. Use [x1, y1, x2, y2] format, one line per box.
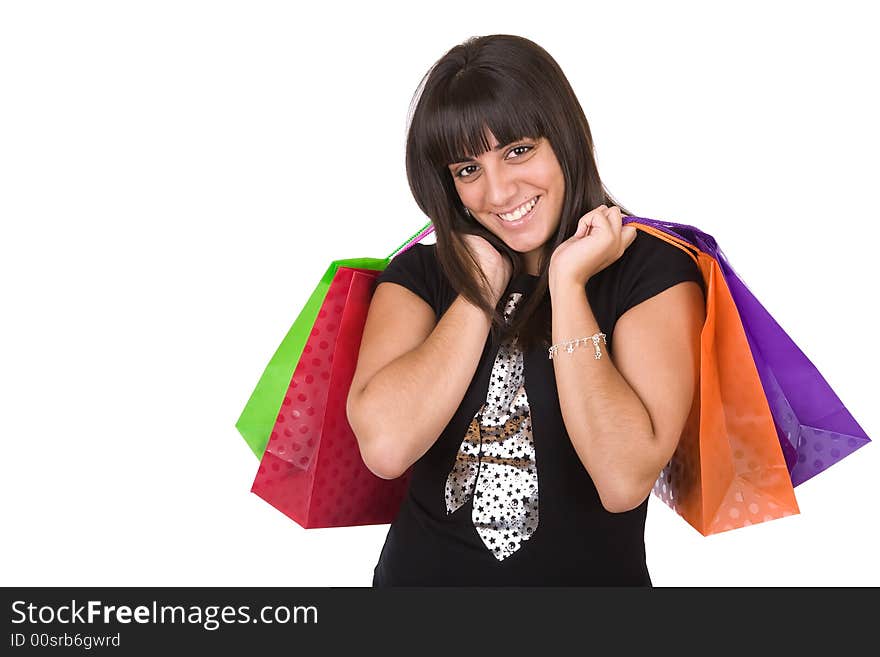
[455, 144, 533, 179]
[456, 165, 478, 179]
[507, 145, 533, 159]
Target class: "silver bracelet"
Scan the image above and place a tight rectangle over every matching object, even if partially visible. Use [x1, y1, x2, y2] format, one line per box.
[548, 332, 607, 360]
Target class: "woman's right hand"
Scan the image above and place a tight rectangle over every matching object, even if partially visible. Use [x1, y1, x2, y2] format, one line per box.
[461, 233, 513, 302]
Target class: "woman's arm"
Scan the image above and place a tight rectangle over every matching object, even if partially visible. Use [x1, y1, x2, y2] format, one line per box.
[347, 288, 500, 480]
[550, 279, 705, 513]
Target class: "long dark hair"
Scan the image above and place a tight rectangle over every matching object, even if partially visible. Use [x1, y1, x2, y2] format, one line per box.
[404, 34, 634, 353]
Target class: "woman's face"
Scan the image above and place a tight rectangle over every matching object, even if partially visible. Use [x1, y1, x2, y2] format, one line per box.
[447, 130, 565, 276]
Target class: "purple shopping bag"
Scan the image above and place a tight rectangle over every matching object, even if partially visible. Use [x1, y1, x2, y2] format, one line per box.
[621, 216, 871, 487]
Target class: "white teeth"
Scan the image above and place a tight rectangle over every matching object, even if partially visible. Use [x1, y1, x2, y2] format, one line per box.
[499, 196, 538, 221]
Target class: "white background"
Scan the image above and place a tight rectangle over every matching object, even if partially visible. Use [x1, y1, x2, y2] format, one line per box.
[1, 1, 877, 586]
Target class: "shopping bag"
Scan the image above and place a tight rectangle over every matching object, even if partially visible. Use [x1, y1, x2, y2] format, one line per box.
[246, 223, 434, 528]
[236, 223, 435, 460]
[235, 255, 388, 460]
[622, 216, 871, 487]
[625, 220, 801, 535]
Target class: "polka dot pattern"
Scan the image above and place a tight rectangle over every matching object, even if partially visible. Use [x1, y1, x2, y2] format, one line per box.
[251, 267, 410, 528]
[444, 292, 539, 561]
[790, 425, 868, 487]
[648, 249, 801, 535]
[750, 345, 869, 487]
[754, 359, 801, 474]
[715, 244, 871, 488]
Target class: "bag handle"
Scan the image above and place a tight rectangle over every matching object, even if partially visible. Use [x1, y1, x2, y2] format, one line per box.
[386, 220, 434, 259]
[626, 220, 701, 266]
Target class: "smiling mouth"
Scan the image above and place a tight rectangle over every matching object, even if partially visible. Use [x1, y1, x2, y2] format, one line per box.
[496, 195, 540, 227]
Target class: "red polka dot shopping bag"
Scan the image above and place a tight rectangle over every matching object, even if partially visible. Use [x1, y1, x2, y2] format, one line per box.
[237, 225, 434, 528]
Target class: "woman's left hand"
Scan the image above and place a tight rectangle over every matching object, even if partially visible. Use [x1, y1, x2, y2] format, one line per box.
[548, 205, 638, 288]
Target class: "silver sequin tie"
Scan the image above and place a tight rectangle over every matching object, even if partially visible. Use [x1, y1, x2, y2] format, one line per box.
[444, 291, 539, 561]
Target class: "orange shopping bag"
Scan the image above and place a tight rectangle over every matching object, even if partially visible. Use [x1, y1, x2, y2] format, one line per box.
[630, 222, 800, 535]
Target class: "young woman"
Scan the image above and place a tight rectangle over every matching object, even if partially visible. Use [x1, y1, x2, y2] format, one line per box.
[346, 34, 706, 586]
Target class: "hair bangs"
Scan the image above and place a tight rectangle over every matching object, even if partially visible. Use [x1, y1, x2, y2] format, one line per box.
[422, 76, 547, 170]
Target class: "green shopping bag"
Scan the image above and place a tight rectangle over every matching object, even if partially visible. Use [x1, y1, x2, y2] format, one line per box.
[235, 222, 433, 459]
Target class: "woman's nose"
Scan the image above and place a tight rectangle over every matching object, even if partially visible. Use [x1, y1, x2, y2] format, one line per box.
[482, 166, 520, 210]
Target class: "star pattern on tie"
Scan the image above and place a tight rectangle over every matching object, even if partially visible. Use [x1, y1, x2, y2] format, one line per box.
[443, 291, 540, 561]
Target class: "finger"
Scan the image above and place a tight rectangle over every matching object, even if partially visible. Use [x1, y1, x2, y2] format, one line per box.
[607, 206, 623, 236]
[591, 209, 611, 230]
[584, 204, 606, 224]
[578, 213, 599, 237]
[575, 209, 599, 237]
[608, 205, 622, 225]
[622, 225, 638, 247]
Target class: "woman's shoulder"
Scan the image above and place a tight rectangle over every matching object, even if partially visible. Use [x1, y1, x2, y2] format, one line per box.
[379, 242, 436, 276]
[375, 241, 450, 316]
[628, 226, 684, 254]
[619, 228, 700, 276]
[607, 226, 704, 317]
[393, 242, 437, 265]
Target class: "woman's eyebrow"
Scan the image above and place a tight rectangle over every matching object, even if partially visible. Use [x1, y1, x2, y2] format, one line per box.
[449, 141, 519, 166]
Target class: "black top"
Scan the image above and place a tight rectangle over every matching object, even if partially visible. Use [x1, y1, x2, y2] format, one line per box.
[370, 230, 705, 586]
